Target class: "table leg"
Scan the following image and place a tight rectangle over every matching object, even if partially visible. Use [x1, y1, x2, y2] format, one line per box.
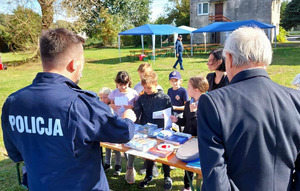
[196, 173, 202, 191]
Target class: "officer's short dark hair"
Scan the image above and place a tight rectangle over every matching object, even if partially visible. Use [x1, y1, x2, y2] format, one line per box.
[210, 49, 226, 72]
[40, 28, 85, 67]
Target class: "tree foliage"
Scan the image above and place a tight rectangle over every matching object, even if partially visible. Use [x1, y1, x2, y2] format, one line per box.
[280, 1, 288, 26]
[281, 0, 300, 30]
[155, 0, 190, 26]
[61, 0, 152, 45]
[0, 6, 41, 51]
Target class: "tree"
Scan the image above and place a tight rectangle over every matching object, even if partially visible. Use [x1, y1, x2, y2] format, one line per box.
[280, 0, 288, 25]
[37, 0, 55, 30]
[61, 0, 152, 45]
[281, 0, 300, 30]
[155, 0, 190, 26]
[1, 6, 42, 51]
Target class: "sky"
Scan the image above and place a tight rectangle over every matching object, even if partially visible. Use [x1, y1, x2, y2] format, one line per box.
[0, 0, 169, 22]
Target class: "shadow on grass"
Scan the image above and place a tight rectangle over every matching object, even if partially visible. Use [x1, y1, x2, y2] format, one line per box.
[88, 56, 133, 65]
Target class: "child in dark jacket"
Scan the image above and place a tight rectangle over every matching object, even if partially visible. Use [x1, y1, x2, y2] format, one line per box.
[171, 76, 209, 191]
[126, 71, 173, 190]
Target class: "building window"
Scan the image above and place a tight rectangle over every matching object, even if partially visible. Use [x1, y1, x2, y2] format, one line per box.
[198, 3, 209, 15]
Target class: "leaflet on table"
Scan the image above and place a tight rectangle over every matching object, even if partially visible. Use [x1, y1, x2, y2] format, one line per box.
[125, 137, 157, 152]
[125, 149, 158, 160]
[115, 96, 128, 106]
[152, 107, 172, 129]
[148, 143, 174, 158]
[157, 134, 189, 145]
[137, 123, 162, 137]
[186, 161, 201, 169]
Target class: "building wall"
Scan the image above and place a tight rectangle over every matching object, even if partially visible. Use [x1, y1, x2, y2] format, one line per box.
[190, 0, 281, 44]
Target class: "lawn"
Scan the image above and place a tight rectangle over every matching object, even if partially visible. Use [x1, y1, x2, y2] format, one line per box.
[0, 45, 300, 191]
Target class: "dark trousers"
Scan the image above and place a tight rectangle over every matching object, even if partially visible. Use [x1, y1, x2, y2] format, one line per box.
[173, 52, 183, 69]
[184, 170, 194, 188]
[145, 159, 170, 178]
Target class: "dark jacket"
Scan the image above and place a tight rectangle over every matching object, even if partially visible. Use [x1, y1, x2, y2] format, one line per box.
[1, 72, 134, 191]
[175, 39, 183, 54]
[134, 89, 172, 128]
[197, 68, 300, 191]
[176, 101, 197, 136]
[206, 72, 229, 92]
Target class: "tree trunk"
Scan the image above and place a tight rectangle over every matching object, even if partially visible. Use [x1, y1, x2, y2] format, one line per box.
[37, 0, 55, 30]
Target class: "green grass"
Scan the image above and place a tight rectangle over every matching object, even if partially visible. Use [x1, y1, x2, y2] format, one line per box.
[1, 52, 35, 63]
[1, 46, 300, 191]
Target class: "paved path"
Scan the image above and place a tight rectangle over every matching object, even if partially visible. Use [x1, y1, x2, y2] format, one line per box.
[287, 35, 300, 42]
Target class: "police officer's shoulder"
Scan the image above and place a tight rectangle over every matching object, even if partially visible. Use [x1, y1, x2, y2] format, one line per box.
[72, 88, 97, 98]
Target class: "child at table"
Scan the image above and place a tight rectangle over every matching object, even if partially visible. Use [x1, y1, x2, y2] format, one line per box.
[170, 76, 209, 191]
[105, 71, 138, 176]
[126, 71, 173, 190]
[134, 63, 163, 94]
[98, 87, 111, 105]
[167, 71, 189, 132]
[133, 62, 162, 176]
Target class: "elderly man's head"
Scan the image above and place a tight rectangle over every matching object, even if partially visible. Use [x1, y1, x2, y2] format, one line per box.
[223, 27, 273, 81]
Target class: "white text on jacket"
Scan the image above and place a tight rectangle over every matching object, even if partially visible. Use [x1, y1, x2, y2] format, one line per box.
[8, 115, 63, 136]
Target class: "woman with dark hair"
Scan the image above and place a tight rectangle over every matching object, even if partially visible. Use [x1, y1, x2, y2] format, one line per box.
[206, 49, 229, 91]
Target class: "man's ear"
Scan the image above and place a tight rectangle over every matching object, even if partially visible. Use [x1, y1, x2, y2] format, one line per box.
[68, 59, 77, 72]
[227, 53, 233, 69]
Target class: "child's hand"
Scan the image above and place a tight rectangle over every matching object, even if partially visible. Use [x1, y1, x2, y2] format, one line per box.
[109, 104, 121, 111]
[124, 104, 134, 110]
[122, 109, 136, 122]
[190, 102, 198, 112]
[170, 115, 178, 123]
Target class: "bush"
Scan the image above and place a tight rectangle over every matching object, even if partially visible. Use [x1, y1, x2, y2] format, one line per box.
[277, 26, 287, 42]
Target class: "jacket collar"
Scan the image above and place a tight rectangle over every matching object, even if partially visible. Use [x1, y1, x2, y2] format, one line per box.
[230, 68, 270, 85]
[33, 72, 81, 89]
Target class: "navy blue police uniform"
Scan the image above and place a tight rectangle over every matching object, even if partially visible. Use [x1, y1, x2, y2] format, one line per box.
[1, 72, 135, 191]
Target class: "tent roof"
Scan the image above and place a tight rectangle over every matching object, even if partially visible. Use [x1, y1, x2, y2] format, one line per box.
[178, 25, 197, 32]
[119, 24, 191, 35]
[192, 20, 275, 33]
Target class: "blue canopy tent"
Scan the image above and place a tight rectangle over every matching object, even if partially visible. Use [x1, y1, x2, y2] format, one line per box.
[118, 24, 191, 62]
[191, 20, 276, 55]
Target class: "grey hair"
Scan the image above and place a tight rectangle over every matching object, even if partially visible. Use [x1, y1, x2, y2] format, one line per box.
[223, 27, 273, 67]
[98, 87, 112, 95]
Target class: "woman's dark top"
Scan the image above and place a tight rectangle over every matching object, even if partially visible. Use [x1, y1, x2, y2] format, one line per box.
[206, 72, 229, 92]
[176, 101, 197, 136]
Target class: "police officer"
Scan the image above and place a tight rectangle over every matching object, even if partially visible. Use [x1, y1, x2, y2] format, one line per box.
[173, 35, 184, 70]
[1, 28, 136, 191]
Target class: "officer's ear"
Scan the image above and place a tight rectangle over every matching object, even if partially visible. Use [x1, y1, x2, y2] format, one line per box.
[68, 59, 78, 72]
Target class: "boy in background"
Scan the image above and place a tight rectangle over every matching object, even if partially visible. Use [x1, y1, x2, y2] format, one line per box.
[167, 71, 189, 132]
[134, 63, 163, 94]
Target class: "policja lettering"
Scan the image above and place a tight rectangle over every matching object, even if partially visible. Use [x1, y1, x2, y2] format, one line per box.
[8, 115, 63, 136]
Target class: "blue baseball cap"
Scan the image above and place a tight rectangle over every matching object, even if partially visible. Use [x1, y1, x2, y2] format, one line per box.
[169, 71, 181, 80]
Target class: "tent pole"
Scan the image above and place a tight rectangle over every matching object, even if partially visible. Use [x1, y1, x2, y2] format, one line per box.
[174, 33, 178, 59]
[191, 33, 193, 56]
[118, 35, 121, 62]
[203, 33, 207, 53]
[274, 27, 277, 49]
[161, 35, 162, 48]
[152, 34, 155, 64]
[268, 29, 271, 41]
[141, 35, 144, 53]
